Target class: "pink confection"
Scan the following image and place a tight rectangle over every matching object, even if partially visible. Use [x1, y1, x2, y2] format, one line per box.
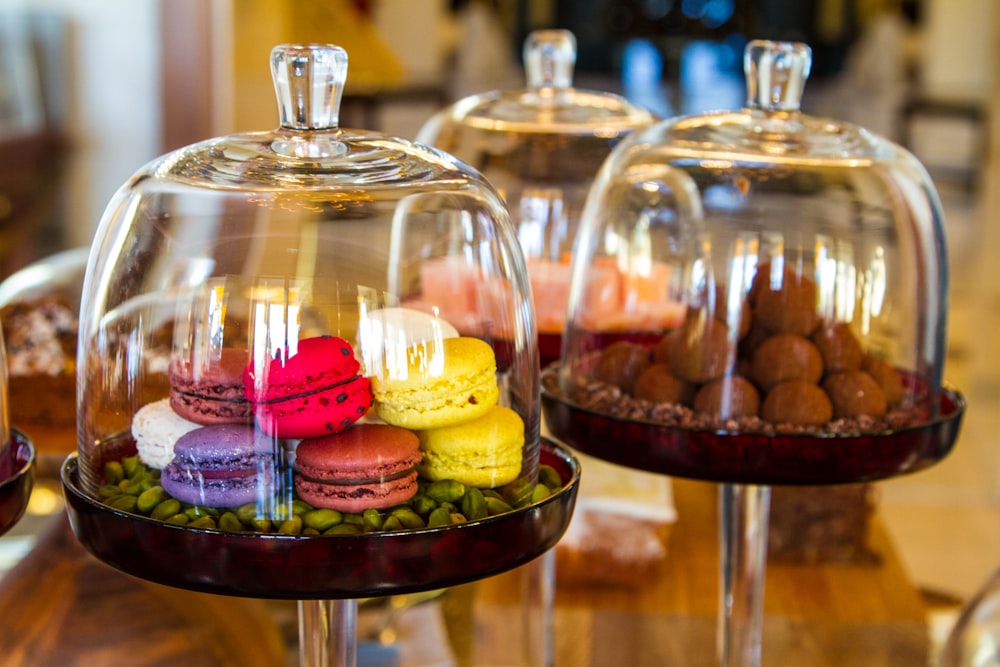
[417, 254, 683, 337]
[243, 336, 372, 439]
[527, 259, 573, 334]
[294, 424, 421, 512]
[419, 256, 476, 318]
[528, 257, 683, 332]
[416, 256, 514, 338]
[169, 347, 252, 425]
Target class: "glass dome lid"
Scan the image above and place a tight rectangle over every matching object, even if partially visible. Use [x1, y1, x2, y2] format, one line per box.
[419, 29, 654, 136]
[74, 44, 545, 534]
[417, 29, 655, 357]
[545, 39, 962, 484]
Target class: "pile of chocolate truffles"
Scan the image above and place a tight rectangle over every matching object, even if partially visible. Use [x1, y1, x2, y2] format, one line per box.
[591, 264, 906, 432]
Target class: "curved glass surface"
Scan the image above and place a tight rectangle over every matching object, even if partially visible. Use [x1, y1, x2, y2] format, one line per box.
[73, 45, 548, 573]
[547, 39, 959, 483]
[418, 30, 655, 363]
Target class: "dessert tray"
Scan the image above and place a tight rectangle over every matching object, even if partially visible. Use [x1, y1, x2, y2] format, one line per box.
[542, 365, 965, 485]
[62, 437, 578, 599]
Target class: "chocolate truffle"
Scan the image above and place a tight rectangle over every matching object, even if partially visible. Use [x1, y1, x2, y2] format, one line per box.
[633, 363, 695, 405]
[752, 265, 819, 336]
[651, 334, 673, 365]
[737, 320, 770, 359]
[693, 376, 760, 418]
[594, 341, 651, 394]
[752, 333, 824, 391]
[811, 322, 864, 374]
[697, 285, 751, 340]
[822, 370, 888, 418]
[665, 313, 733, 384]
[761, 381, 833, 426]
[861, 354, 905, 407]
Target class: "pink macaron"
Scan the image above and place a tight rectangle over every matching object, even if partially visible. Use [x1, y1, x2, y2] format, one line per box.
[294, 423, 421, 512]
[243, 336, 373, 439]
[169, 348, 252, 425]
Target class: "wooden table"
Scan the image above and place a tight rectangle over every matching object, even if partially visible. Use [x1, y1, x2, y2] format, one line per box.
[0, 513, 287, 667]
[459, 478, 928, 667]
[0, 477, 927, 666]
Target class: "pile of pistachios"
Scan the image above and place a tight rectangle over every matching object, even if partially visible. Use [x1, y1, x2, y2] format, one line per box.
[99, 455, 564, 535]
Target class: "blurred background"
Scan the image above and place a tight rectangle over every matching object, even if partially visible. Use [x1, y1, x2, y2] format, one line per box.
[0, 0, 998, 639]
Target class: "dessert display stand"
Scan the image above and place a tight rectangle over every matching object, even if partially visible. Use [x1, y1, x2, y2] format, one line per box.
[543, 370, 965, 666]
[0, 429, 35, 537]
[63, 438, 580, 667]
[538, 36, 967, 667]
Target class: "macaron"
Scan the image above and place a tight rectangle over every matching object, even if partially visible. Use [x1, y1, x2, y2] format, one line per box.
[161, 424, 275, 508]
[243, 336, 373, 439]
[416, 405, 524, 488]
[294, 423, 421, 513]
[370, 336, 499, 430]
[169, 347, 252, 425]
[132, 398, 201, 469]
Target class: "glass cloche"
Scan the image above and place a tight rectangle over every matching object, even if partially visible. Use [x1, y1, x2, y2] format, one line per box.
[62, 44, 579, 608]
[540, 38, 965, 667]
[0, 246, 87, 478]
[544, 39, 964, 483]
[417, 29, 655, 365]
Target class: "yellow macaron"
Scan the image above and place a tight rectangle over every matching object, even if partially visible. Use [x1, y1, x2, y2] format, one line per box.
[416, 405, 524, 488]
[370, 336, 499, 430]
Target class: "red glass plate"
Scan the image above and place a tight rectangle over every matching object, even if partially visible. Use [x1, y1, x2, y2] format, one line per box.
[61, 438, 579, 600]
[541, 366, 965, 486]
[0, 430, 35, 536]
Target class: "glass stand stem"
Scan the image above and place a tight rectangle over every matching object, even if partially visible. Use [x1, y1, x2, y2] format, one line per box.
[520, 549, 557, 666]
[298, 598, 358, 667]
[717, 483, 771, 667]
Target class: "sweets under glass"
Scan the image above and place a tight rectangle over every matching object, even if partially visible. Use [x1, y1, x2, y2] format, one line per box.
[416, 29, 656, 367]
[541, 39, 965, 666]
[61, 43, 579, 667]
[0, 246, 87, 478]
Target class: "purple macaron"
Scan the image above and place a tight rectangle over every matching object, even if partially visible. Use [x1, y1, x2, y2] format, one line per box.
[161, 424, 276, 508]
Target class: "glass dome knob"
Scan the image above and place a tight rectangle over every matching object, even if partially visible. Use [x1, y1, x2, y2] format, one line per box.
[524, 29, 576, 92]
[271, 43, 347, 130]
[745, 39, 811, 112]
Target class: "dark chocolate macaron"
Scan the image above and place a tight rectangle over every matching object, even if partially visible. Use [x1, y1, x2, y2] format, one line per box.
[161, 423, 274, 508]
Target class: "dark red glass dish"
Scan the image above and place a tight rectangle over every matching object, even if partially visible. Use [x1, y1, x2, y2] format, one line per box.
[0, 430, 35, 536]
[61, 438, 579, 600]
[538, 333, 562, 371]
[541, 365, 965, 486]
